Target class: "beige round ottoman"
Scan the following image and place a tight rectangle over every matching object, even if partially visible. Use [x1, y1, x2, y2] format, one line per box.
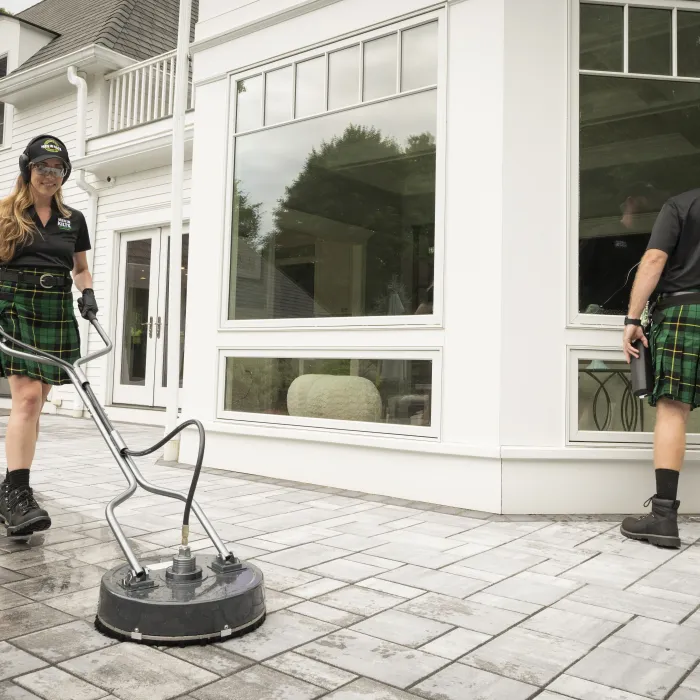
[287, 374, 382, 422]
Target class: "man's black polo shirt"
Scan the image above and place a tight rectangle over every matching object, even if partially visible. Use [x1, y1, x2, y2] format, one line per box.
[8, 203, 91, 271]
[646, 189, 700, 293]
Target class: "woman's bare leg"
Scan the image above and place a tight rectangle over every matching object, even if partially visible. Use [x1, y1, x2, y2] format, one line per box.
[6, 376, 45, 471]
[35, 384, 51, 443]
[1, 376, 53, 534]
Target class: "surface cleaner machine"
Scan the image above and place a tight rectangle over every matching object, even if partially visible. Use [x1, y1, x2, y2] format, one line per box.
[0, 314, 266, 645]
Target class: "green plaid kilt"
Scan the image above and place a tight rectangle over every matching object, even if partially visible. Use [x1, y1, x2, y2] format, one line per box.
[650, 302, 700, 409]
[0, 268, 80, 386]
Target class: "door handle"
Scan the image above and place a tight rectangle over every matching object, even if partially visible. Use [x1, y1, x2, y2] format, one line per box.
[156, 316, 162, 339]
[140, 317, 153, 338]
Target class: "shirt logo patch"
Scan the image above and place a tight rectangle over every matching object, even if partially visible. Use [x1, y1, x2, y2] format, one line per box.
[57, 218, 71, 230]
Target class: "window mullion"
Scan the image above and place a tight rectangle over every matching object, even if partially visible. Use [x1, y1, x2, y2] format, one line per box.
[261, 72, 267, 126]
[623, 3, 630, 73]
[396, 30, 403, 94]
[672, 7, 678, 76]
[359, 42, 365, 103]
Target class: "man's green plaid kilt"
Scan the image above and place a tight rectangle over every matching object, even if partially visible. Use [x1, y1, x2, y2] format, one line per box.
[0, 268, 80, 386]
[650, 302, 700, 409]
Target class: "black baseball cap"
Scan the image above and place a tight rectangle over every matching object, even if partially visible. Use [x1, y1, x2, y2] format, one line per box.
[26, 136, 70, 168]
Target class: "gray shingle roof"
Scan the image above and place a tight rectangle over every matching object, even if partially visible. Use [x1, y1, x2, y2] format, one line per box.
[13, 0, 199, 74]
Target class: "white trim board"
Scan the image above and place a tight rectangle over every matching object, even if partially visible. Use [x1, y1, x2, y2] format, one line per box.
[180, 425, 502, 512]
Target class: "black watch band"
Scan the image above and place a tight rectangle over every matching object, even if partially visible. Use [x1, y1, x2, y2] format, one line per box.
[624, 317, 642, 326]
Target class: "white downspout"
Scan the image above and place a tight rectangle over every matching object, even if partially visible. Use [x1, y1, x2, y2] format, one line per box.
[163, 0, 194, 461]
[67, 66, 98, 418]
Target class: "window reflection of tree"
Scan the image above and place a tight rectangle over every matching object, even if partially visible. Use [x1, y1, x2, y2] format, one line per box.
[233, 124, 436, 320]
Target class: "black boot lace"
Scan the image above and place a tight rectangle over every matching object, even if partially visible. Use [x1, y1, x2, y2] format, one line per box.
[8, 486, 40, 515]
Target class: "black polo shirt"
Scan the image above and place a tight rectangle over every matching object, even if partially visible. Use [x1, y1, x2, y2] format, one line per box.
[8, 203, 91, 271]
[647, 188, 700, 293]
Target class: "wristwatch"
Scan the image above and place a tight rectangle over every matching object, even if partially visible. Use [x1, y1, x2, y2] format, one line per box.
[624, 317, 642, 326]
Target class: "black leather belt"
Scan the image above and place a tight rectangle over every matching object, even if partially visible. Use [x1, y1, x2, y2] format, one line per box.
[0, 268, 72, 290]
[656, 290, 700, 310]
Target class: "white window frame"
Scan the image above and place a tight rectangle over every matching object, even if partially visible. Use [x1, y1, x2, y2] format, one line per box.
[568, 345, 700, 444]
[568, 0, 700, 328]
[219, 10, 447, 331]
[0, 53, 11, 150]
[216, 347, 442, 439]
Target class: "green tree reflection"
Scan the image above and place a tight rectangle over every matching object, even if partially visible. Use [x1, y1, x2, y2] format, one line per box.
[263, 124, 436, 315]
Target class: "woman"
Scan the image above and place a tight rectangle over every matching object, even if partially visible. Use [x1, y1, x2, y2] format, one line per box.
[0, 135, 97, 537]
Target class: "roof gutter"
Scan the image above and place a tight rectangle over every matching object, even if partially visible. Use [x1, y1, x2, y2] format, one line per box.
[67, 65, 99, 417]
[0, 45, 133, 103]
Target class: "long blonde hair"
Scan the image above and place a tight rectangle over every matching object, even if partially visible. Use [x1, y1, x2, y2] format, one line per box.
[0, 175, 70, 263]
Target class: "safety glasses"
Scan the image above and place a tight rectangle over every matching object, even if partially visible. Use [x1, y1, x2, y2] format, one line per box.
[31, 163, 66, 179]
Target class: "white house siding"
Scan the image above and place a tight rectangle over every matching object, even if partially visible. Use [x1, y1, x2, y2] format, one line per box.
[86, 162, 193, 407]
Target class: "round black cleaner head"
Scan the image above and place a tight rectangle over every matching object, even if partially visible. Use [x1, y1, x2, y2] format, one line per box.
[95, 549, 266, 646]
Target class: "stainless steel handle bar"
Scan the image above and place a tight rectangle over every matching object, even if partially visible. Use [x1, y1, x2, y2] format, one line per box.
[0, 316, 236, 580]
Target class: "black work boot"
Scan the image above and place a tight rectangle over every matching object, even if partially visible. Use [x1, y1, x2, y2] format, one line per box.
[0, 479, 9, 525]
[620, 496, 681, 548]
[0, 485, 51, 536]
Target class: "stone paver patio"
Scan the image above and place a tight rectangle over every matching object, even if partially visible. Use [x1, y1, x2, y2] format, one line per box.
[2, 416, 700, 699]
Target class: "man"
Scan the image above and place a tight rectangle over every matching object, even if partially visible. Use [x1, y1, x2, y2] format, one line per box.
[621, 188, 700, 549]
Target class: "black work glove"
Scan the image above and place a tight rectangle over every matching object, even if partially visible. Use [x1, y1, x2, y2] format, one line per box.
[78, 288, 98, 320]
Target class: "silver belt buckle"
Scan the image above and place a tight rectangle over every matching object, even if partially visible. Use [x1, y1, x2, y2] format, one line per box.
[39, 273, 56, 289]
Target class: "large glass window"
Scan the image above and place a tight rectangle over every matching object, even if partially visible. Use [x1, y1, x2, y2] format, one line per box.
[223, 355, 433, 429]
[228, 22, 438, 322]
[578, 3, 700, 316]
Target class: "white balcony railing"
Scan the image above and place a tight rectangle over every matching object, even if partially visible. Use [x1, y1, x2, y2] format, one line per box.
[105, 50, 194, 133]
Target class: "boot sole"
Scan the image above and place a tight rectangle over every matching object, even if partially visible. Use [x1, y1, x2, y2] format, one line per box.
[620, 525, 681, 549]
[0, 513, 52, 537]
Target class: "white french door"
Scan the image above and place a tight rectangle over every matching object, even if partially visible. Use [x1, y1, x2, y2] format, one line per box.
[112, 227, 189, 407]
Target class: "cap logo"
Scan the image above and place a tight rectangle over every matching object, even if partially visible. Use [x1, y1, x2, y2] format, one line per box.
[41, 139, 62, 154]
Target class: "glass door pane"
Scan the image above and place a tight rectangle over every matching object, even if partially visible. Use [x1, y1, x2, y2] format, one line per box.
[120, 239, 152, 387]
[154, 231, 189, 407]
[112, 230, 161, 406]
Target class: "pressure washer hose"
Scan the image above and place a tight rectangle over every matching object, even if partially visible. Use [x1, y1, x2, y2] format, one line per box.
[122, 419, 206, 546]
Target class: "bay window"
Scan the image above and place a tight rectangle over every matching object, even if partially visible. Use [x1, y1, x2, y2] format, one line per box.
[219, 14, 443, 436]
[573, 1, 700, 442]
[577, 2, 700, 318]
